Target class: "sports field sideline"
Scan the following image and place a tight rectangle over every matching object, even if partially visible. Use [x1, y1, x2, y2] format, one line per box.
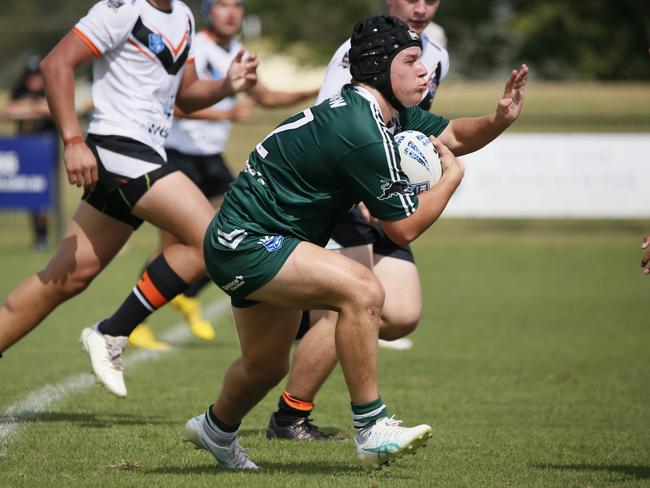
[1, 84, 649, 486]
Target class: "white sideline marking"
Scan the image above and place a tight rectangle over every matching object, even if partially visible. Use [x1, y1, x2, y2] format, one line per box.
[0, 297, 230, 457]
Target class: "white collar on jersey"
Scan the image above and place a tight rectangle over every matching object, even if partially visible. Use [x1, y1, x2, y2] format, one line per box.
[353, 85, 381, 109]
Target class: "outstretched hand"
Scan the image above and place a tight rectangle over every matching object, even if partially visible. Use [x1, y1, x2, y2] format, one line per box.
[641, 234, 650, 275]
[495, 64, 528, 126]
[226, 49, 258, 95]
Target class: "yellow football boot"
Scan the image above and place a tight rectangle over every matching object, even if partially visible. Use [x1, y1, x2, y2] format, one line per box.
[170, 295, 215, 341]
[128, 323, 172, 350]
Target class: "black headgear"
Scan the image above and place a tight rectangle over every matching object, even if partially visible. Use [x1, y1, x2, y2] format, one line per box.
[349, 15, 422, 112]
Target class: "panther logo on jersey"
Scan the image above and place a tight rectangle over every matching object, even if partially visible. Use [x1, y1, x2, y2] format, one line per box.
[377, 179, 414, 200]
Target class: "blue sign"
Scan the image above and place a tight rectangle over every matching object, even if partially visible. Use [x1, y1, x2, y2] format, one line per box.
[0, 133, 58, 210]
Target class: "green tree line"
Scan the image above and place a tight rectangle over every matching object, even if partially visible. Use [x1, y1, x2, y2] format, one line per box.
[1, 0, 648, 87]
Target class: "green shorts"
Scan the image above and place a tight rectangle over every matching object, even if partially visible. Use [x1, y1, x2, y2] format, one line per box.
[204, 214, 301, 308]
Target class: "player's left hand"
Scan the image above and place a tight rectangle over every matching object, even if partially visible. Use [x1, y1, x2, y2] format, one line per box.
[641, 234, 650, 275]
[226, 49, 258, 94]
[495, 64, 528, 126]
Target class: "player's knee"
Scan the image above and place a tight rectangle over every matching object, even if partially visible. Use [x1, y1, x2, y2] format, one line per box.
[345, 271, 384, 320]
[379, 313, 420, 340]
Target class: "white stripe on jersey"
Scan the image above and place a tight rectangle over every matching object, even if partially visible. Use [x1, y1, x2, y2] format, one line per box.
[367, 102, 417, 217]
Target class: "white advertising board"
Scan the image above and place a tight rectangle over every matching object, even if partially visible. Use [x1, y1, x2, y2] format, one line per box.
[444, 133, 650, 218]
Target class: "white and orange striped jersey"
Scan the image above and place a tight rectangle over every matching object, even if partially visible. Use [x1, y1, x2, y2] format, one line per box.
[165, 30, 241, 156]
[74, 0, 195, 158]
[316, 29, 449, 111]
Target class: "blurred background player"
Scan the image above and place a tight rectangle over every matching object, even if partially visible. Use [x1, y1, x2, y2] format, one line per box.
[128, 0, 319, 350]
[3, 56, 56, 252]
[266, 0, 528, 441]
[0, 0, 258, 398]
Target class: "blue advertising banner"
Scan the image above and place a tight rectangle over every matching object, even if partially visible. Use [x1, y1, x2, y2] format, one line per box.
[0, 133, 59, 210]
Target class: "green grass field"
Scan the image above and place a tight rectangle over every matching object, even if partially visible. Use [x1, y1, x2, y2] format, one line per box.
[1, 83, 650, 486]
[0, 219, 648, 487]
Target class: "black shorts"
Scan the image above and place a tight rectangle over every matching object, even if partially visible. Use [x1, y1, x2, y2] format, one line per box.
[82, 134, 176, 229]
[166, 149, 234, 199]
[328, 207, 414, 263]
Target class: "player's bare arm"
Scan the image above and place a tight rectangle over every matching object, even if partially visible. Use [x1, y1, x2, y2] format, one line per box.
[173, 97, 254, 122]
[378, 137, 463, 245]
[176, 49, 258, 113]
[438, 64, 528, 156]
[248, 81, 319, 108]
[41, 31, 99, 189]
[641, 234, 650, 274]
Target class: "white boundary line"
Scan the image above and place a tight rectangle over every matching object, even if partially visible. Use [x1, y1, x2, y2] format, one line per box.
[0, 297, 230, 457]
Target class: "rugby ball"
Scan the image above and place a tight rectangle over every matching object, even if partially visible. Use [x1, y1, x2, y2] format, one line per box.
[394, 130, 442, 194]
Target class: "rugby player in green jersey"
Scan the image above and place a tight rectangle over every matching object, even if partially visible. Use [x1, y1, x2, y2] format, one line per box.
[182, 15, 467, 470]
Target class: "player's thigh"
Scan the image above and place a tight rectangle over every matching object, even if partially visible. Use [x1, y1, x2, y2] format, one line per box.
[233, 304, 301, 372]
[373, 253, 422, 323]
[248, 241, 384, 312]
[339, 243, 374, 270]
[43, 201, 132, 282]
[132, 171, 214, 247]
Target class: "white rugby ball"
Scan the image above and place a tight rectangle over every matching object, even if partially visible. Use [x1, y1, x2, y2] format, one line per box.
[394, 130, 442, 194]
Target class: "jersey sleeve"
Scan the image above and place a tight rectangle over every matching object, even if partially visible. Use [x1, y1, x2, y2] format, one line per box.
[316, 40, 352, 104]
[337, 142, 418, 222]
[399, 107, 449, 137]
[74, 0, 139, 56]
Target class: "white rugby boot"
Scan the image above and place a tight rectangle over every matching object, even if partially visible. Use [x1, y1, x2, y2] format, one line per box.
[182, 414, 258, 470]
[354, 416, 432, 470]
[80, 326, 128, 398]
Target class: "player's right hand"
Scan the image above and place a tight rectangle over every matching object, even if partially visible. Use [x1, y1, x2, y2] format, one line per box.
[429, 136, 464, 183]
[63, 142, 98, 190]
[226, 49, 258, 95]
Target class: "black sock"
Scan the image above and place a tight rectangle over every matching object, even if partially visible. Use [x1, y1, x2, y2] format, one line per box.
[183, 275, 211, 298]
[99, 254, 188, 337]
[207, 405, 240, 433]
[274, 391, 314, 426]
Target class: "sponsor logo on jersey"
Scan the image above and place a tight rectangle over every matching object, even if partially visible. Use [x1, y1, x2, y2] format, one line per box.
[131, 17, 192, 75]
[148, 33, 165, 54]
[377, 179, 414, 200]
[222, 275, 245, 292]
[258, 235, 284, 252]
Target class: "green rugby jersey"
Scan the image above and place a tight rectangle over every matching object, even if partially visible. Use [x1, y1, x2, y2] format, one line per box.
[215, 84, 449, 247]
